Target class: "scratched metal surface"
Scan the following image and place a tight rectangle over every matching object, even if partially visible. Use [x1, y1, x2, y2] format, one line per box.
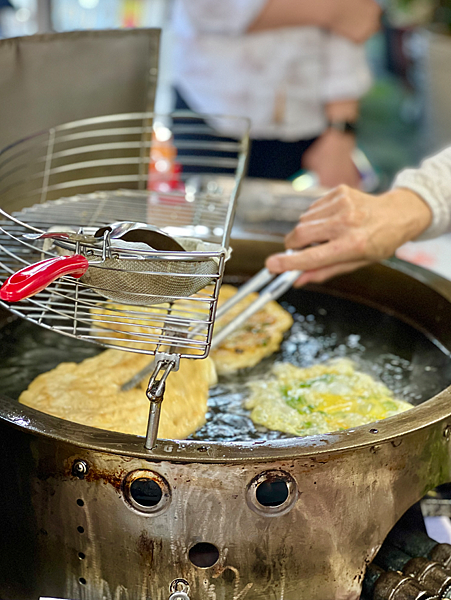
[1, 417, 451, 600]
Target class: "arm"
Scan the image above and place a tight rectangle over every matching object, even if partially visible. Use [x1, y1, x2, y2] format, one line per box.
[248, 0, 382, 43]
[265, 185, 433, 286]
[175, 0, 269, 35]
[392, 147, 451, 240]
[302, 99, 361, 189]
[302, 34, 372, 188]
[176, 0, 381, 42]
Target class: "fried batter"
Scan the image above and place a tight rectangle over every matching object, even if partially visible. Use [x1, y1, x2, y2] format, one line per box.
[246, 358, 413, 436]
[19, 349, 217, 439]
[210, 284, 293, 375]
[19, 282, 293, 439]
[89, 284, 293, 374]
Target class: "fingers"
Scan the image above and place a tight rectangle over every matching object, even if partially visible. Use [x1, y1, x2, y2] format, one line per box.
[267, 232, 368, 274]
[299, 196, 342, 223]
[266, 243, 370, 287]
[265, 184, 384, 286]
[286, 185, 375, 251]
[266, 243, 336, 273]
[285, 219, 338, 249]
[299, 185, 355, 220]
[292, 260, 370, 287]
[286, 189, 362, 249]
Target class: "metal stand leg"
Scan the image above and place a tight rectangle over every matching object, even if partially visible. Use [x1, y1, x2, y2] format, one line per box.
[144, 352, 180, 451]
[144, 396, 163, 451]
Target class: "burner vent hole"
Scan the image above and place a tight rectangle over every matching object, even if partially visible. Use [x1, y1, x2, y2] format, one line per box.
[246, 470, 297, 516]
[123, 470, 171, 515]
[256, 480, 289, 507]
[130, 478, 163, 507]
[77, 499, 84, 507]
[189, 542, 219, 568]
[78, 552, 86, 560]
[77, 526, 84, 534]
[79, 578, 86, 585]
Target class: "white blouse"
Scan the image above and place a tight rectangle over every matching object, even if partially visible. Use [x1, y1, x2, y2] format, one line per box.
[393, 147, 451, 240]
[170, 0, 373, 140]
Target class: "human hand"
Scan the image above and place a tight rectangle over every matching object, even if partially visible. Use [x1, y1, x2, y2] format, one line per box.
[265, 185, 432, 286]
[328, 0, 382, 43]
[302, 129, 361, 189]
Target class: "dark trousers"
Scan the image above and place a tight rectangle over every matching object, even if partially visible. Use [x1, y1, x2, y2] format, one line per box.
[174, 89, 317, 181]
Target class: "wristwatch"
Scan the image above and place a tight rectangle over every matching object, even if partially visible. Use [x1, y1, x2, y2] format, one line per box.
[327, 120, 357, 135]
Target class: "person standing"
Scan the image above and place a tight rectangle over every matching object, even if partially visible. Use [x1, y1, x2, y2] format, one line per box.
[170, 0, 381, 186]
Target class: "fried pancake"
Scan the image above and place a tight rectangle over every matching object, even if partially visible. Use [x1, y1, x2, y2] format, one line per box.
[89, 303, 167, 352]
[90, 284, 293, 375]
[19, 349, 217, 439]
[89, 294, 212, 354]
[210, 284, 293, 375]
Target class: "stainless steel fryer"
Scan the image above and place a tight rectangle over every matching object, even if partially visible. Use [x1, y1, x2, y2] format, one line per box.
[2, 24, 451, 600]
[2, 244, 451, 599]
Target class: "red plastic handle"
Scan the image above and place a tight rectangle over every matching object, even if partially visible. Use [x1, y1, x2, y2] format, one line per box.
[0, 255, 89, 302]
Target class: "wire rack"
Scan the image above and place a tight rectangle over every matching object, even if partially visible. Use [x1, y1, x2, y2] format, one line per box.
[0, 112, 250, 360]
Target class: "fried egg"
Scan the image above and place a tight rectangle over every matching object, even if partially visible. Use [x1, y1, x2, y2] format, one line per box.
[245, 358, 413, 436]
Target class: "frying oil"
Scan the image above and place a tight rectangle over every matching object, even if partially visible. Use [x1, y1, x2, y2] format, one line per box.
[1, 289, 450, 443]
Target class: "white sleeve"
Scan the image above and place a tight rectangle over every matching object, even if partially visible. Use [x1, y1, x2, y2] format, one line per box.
[392, 147, 451, 240]
[173, 0, 267, 35]
[320, 33, 373, 102]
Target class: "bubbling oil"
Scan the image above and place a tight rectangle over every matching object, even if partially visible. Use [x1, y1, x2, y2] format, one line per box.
[1, 288, 450, 443]
[190, 294, 451, 442]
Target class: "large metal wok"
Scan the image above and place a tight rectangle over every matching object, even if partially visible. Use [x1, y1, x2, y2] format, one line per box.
[1, 234, 451, 600]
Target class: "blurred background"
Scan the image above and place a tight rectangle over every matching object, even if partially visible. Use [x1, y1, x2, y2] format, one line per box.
[2, 0, 451, 272]
[3, 0, 451, 188]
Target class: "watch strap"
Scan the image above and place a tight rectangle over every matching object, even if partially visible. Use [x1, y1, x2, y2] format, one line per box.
[327, 120, 357, 134]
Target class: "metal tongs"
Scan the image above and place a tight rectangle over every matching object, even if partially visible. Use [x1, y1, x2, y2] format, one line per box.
[136, 263, 302, 450]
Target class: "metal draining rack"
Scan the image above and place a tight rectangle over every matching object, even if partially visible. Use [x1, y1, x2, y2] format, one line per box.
[0, 111, 249, 448]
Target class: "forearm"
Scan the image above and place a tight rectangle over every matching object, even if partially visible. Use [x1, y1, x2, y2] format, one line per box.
[176, 0, 267, 35]
[301, 100, 360, 189]
[321, 33, 373, 109]
[247, 0, 331, 32]
[248, 0, 381, 43]
[306, 34, 368, 188]
[325, 99, 359, 124]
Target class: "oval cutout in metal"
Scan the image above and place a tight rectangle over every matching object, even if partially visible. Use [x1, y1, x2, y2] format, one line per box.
[123, 469, 171, 515]
[246, 470, 297, 516]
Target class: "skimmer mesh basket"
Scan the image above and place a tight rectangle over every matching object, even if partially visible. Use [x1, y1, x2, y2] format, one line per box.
[0, 112, 249, 359]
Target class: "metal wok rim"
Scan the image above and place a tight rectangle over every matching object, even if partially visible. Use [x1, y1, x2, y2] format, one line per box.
[1, 258, 451, 463]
